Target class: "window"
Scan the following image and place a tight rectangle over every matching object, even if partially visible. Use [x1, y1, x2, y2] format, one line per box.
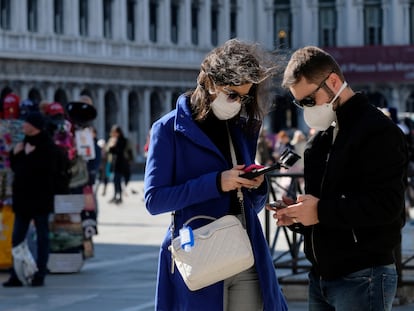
[127, 0, 136, 41]
[27, 0, 38, 32]
[0, 0, 10, 30]
[54, 0, 64, 34]
[319, 0, 336, 46]
[79, 0, 88, 36]
[171, 1, 179, 44]
[410, 1, 414, 44]
[364, 0, 382, 45]
[230, 0, 237, 38]
[149, 0, 158, 42]
[211, 0, 219, 46]
[273, 0, 291, 49]
[103, 0, 113, 39]
[191, 1, 199, 45]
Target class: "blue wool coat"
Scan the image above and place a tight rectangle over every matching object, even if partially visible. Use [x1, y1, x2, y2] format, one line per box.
[144, 95, 288, 311]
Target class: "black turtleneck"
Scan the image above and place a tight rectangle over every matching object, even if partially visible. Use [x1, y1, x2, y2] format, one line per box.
[196, 112, 242, 214]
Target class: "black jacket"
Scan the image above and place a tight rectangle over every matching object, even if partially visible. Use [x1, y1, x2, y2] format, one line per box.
[108, 135, 128, 174]
[10, 131, 58, 216]
[302, 92, 408, 280]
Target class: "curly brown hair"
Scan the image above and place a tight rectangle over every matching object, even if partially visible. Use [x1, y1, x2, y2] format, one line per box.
[190, 39, 280, 128]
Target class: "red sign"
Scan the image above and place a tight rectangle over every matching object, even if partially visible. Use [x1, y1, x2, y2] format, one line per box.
[325, 45, 414, 83]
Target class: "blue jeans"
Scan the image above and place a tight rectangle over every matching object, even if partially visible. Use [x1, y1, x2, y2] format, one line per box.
[309, 264, 397, 311]
[11, 214, 50, 279]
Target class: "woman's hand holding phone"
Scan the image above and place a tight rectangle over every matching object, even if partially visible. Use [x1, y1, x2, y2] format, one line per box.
[220, 164, 264, 192]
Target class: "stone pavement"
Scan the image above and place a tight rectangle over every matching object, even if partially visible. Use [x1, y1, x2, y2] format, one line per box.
[0, 176, 414, 310]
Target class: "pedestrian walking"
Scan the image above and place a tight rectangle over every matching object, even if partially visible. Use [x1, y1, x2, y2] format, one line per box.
[107, 125, 129, 205]
[3, 112, 59, 287]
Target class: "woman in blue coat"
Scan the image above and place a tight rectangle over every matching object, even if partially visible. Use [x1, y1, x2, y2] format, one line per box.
[144, 39, 288, 311]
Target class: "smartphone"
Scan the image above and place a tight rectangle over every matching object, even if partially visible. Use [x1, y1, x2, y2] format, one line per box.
[243, 164, 265, 173]
[239, 163, 280, 179]
[267, 201, 288, 210]
[239, 148, 302, 179]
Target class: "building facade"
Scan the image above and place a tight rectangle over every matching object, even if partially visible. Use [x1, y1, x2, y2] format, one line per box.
[0, 0, 414, 160]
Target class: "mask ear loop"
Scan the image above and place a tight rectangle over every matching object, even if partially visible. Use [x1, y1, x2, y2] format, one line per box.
[330, 81, 348, 110]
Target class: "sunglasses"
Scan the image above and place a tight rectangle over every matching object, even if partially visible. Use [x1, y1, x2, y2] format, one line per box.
[222, 87, 253, 104]
[292, 72, 333, 108]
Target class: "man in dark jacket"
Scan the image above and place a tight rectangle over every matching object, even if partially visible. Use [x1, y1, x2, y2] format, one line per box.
[3, 111, 58, 287]
[273, 46, 408, 311]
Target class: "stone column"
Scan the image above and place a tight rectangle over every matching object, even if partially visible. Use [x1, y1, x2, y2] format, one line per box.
[164, 90, 172, 113]
[200, 0, 211, 47]
[159, 0, 171, 44]
[182, 0, 192, 45]
[39, 0, 53, 34]
[121, 88, 129, 135]
[65, 0, 79, 36]
[113, 0, 127, 40]
[46, 85, 55, 102]
[335, 0, 345, 46]
[391, 87, 403, 112]
[290, 2, 301, 48]
[97, 87, 106, 139]
[89, 0, 103, 38]
[142, 88, 151, 152]
[394, 1, 409, 44]
[348, 0, 363, 45]
[219, 0, 230, 44]
[71, 86, 81, 102]
[261, 1, 274, 48]
[12, 1, 27, 32]
[19, 84, 30, 101]
[137, 0, 150, 43]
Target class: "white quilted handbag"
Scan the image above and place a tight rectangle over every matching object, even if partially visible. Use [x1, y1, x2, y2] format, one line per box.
[169, 214, 254, 291]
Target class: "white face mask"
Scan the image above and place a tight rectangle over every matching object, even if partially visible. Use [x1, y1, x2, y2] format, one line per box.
[303, 81, 348, 131]
[210, 92, 242, 120]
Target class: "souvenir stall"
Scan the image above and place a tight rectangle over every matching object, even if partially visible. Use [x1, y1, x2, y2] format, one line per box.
[0, 93, 98, 275]
[47, 97, 98, 273]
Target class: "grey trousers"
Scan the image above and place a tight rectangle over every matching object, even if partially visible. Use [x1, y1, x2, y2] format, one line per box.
[223, 265, 263, 311]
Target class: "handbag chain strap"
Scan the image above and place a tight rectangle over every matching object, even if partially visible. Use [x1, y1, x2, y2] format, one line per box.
[226, 122, 247, 228]
[170, 212, 175, 273]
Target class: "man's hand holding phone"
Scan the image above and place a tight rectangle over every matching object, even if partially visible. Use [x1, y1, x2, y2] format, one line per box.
[266, 201, 288, 210]
[266, 197, 297, 226]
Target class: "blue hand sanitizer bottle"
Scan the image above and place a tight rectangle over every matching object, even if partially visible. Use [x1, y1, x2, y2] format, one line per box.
[179, 226, 194, 252]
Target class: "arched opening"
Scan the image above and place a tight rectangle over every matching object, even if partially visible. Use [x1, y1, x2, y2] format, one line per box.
[128, 91, 140, 160]
[27, 88, 42, 106]
[54, 88, 68, 106]
[0, 86, 13, 106]
[171, 91, 181, 110]
[104, 90, 118, 139]
[150, 91, 163, 125]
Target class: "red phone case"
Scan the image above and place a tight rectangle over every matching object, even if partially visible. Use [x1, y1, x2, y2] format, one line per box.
[243, 164, 265, 173]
